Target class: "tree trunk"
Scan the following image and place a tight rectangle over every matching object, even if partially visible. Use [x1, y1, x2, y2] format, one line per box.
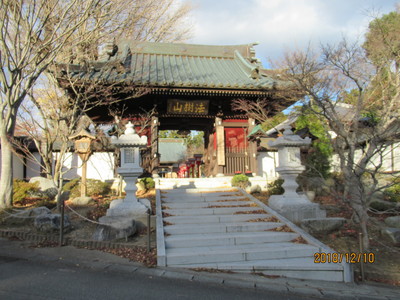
[347, 178, 370, 250]
[0, 135, 14, 208]
[360, 217, 370, 250]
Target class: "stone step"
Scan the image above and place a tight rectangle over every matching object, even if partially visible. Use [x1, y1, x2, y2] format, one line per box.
[173, 257, 346, 282]
[161, 189, 239, 194]
[162, 201, 254, 209]
[163, 206, 263, 216]
[164, 222, 284, 235]
[161, 195, 247, 203]
[165, 231, 299, 248]
[157, 185, 352, 283]
[164, 214, 272, 224]
[161, 188, 237, 194]
[166, 243, 318, 265]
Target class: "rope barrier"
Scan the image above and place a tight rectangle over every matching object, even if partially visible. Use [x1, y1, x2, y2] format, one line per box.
[1, 208, 40, 219]
[65, 204, 103, 225]
[1, 204, 104, 225]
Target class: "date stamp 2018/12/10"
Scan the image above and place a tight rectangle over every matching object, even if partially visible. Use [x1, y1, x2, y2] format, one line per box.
[314, 252, 375, 264]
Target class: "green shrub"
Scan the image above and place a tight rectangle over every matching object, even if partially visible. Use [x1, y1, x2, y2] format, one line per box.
[34, 198, 57, 209]
[268, 179, 284, 195]
[138, 177, 155, 191]
[62, 178, 80, 192]
[231, 174, 250, 189]
[13, 179, 40, 204]
[63, 178, 111, 198]
[383, 180, 400, 202]
[87, 179, 111, 196]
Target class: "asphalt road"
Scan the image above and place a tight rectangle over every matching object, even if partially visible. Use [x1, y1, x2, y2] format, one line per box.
[0, 256, 315, 300]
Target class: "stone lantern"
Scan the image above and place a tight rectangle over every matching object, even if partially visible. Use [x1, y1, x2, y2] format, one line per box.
[108, 122, 149, 216]
[268, 125, 326, 223]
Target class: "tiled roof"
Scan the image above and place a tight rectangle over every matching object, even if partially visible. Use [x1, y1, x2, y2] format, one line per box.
[56, 41, 294, 94]
[248, 124, 267, 137]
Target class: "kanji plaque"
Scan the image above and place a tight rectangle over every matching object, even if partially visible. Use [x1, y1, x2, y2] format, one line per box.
[167, 100, 209, 115]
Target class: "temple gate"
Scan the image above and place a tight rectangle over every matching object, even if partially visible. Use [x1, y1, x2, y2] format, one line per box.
[56, 41, 298, 177]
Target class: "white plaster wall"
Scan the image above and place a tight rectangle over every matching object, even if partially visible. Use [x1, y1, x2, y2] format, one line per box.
[53, 152, 115, 181]
[257, 151, 279, 181]
[26, 152, 41, 179]
[86, 152, 115, 181]
[53, 152, 77, 180]
[394, 143, 400, 171]
[12, 153, 24, 179]
[331, 142, 400, 173]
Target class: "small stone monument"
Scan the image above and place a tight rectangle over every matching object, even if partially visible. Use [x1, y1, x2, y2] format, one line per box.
[93, 122, 149, 241]
[268, 126, 326, 223]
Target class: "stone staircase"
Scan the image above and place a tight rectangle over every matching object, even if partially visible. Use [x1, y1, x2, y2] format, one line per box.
[156, 185, 352, 282]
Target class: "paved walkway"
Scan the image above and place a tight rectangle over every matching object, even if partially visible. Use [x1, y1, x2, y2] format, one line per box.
[0, 237, 398, 299]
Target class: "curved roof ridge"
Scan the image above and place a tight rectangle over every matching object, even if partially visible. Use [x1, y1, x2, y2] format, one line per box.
[114, 40, 259, 59]
[234, 50, 260, 79]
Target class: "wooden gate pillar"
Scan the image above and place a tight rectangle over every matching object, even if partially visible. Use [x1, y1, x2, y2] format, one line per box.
[151, 115, 160, 177]
[215, 117, 225, 176]
[248, 118, 258, 175]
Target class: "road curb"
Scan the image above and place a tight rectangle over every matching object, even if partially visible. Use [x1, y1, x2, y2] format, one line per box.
[0, 236, 398, 300]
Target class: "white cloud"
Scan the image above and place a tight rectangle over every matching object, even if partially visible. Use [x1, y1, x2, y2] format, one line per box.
[188, 0, 398, 63]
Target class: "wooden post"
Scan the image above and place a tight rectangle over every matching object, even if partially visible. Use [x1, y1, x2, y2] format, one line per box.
[203, 129, 211, 177]
[81, 159, 87, 197]
[215, 117, 225, 175]
[248, 118, 257, 175]
[151, 115, 159, 177]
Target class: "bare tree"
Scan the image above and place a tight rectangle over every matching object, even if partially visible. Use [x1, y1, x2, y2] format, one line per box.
[275, 36, 400, 249]
[231, 99, 276, 124]
[0, 0, 115, 208]
[0, 0, 193, 208]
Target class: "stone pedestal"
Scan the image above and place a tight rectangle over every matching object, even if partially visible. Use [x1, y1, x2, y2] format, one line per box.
[268, 126, 325, 223]
[269, 195, 326, 223]
[92, 216, 137, 241]
[106, 198, 151, 217]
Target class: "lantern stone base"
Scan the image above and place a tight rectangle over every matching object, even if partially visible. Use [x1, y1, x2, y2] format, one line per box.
[106, 198, 151, 218]
[92, 216, 137, 241]
[268, 194, 326, 224]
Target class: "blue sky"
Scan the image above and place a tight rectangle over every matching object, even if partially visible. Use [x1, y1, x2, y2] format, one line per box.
[187, 0, 398, 66]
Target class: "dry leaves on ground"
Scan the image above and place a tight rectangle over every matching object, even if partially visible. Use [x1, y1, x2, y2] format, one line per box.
[215, 198, 249, 202]
[190, 268, 234, 274]
[291, 236, 308, 244]
[234, 210, 267, 215]
[208, 203, 257, 208]
[267, 225, 294, 232]
[99, 247, 157, 267]
[247, 216, 280, 223]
